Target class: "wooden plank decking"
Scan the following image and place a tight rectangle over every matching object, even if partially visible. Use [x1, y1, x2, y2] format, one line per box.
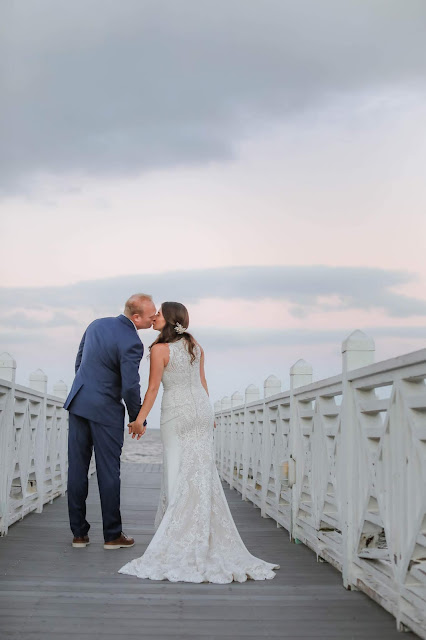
[0, 463, 415, 639]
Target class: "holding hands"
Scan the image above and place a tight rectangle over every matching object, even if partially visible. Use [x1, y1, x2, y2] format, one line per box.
[128, 420, 147, 440]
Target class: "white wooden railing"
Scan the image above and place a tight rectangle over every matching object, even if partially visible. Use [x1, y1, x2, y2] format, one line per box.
[214, 330, 426, 639]
[0, 352, 95, 536]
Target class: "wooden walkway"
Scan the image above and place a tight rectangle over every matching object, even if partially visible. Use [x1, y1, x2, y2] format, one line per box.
[0, 463, 415, 639]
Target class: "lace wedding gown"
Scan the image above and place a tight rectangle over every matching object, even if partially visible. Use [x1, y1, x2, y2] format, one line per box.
[118, 339, 279, 584]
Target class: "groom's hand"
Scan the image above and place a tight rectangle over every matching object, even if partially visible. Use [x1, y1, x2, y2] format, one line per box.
[128, 420, 146, 440]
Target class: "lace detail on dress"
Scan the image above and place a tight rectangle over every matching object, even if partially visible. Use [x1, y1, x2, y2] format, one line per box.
[153, 472, 167, 530]
[119, 339, 280, 583]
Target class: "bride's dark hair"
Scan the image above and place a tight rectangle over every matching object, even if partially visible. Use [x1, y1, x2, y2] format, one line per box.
[150, 301, 198, 364]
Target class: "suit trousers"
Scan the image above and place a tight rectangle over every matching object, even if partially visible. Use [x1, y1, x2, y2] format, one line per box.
[67, 413, 124, 542]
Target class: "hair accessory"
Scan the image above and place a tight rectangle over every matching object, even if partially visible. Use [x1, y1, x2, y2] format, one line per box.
[174, 322, 187, 334]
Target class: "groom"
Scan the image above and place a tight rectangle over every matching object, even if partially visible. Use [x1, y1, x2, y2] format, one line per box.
[64, 294, 156, 549]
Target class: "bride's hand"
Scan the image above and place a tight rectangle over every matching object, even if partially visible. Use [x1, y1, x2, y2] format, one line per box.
[128, 420, 146, 440]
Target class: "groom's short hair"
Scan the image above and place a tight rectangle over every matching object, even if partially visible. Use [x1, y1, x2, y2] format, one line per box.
[125, 294, 153, 316]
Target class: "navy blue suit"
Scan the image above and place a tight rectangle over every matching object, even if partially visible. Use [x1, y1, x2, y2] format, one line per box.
[64, 314, 144, 541]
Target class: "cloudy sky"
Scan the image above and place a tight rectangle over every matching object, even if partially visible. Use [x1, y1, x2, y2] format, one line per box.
[1, 0, 426, 426]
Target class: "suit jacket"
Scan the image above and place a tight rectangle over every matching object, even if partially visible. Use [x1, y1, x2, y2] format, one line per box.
[64, 315, 144, 427]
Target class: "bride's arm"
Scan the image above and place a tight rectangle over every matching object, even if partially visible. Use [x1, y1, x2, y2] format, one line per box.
[128, 344, 168, 439]
[199, 346, 216, 427]
[199, 346, 209, 397]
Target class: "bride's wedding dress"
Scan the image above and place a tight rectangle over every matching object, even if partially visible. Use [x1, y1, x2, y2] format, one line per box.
[118, 339, 279, 583]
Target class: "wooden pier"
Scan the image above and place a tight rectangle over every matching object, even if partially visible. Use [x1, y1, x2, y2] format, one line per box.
[0, 463, 414, 639]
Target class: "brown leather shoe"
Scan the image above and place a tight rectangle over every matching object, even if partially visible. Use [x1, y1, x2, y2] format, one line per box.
[72, 535, 90, 548]
[103, 532, 135, 550]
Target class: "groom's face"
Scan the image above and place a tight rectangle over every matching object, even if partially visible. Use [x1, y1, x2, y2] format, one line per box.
[132, 301, 157, 330]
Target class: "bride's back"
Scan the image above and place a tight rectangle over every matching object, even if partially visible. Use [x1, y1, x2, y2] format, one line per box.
[160, 338, 214, 438]
[161, 338, 203, 392]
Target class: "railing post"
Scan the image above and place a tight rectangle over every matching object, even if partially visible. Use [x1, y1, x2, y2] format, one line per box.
[221, 397, 231, 410]
[53, 380, 68, 496]
[53, 380, 68, 399]
[242, 384, 259, 501]
[290, 359, 313, 390]
[231, 392, 243, 407]
[261, 376, 281, 517]
[220, 396, 231, 479]
[245, 384, 260, 404]
[0, 352, 16, 383]
[230, 392, 243, 490]
[341, 330, 375, 589]
[29, 369, 48, 394]
[0, 352, 17, 536]
[30, 369, 48, 513]
[289, 359, 313, 541]
[214, 400, 221, 465]
[264, 375, 281, 399]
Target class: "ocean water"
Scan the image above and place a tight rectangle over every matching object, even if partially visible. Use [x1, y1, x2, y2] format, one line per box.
[121, 428, 163, 464]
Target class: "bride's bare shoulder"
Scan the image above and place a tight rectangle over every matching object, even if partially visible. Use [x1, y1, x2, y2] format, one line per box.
[150, 342, 170, 364]
[151, 342, 169, 358]
[151, 342, 169, 353]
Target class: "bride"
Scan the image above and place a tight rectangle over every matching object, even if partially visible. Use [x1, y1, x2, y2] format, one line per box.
[118, 301, 279, 584]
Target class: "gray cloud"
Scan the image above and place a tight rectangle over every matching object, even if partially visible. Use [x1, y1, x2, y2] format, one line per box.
[0, 265, 425, 319]
[0, 331, 49, 346]
[2, 0, 426, 191]
[1, 324, 424, 354]
[0, 311, 78, 329]
[196, 325, 426, 351]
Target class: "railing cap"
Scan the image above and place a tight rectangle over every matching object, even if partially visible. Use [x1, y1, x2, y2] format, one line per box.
[30, 368, 48, 381]
[264, 374, 280, 385]
[221, 395, 231, 409]
[342, 329, 375, 353]
[0, 352, 16, 368]
[53, 380, 68, 398]
[231, 391, 244, 407]
[290, 358, 313, 375]
[264, 374, 281, 397]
